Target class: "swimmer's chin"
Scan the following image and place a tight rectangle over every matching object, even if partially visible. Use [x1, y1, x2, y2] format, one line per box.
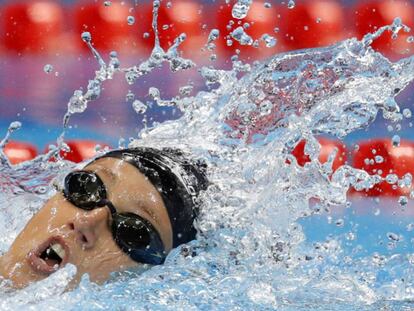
[0, 253, 52, 289]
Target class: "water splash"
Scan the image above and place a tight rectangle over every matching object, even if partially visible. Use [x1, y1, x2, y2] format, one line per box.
[1, 8, 414, 311]
[56, 0, 195, 160]
[224, 23, 413, 142]
[0, 122, 21, 168]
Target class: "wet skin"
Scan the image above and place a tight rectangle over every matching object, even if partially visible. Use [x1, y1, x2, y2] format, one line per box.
[0, 157, 173, 288]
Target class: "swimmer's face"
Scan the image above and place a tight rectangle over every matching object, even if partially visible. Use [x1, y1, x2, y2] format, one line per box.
[0, 158, 173, 288]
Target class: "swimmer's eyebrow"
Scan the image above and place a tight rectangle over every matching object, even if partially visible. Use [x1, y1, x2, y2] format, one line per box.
[95, 167, 117, 183]
[83, 161, 118, 184]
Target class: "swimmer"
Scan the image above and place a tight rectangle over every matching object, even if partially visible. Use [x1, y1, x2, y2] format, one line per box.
[0, 147, 208, 288]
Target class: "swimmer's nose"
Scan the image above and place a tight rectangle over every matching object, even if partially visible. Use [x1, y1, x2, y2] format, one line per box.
[68, 207, 109, 249]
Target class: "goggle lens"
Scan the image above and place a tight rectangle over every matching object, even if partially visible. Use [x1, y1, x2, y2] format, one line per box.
[112, 213, 151, 249]
[64, 171, 106, 209]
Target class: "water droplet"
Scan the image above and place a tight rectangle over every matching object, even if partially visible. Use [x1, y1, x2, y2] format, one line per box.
[392, 134, 400, 147]
[207, 29, 220, 44]
[207, 42, 216, 51]
[143, 32, 150, 39]
[148, 87, 160, 100]
[162, 24, 169, 30]
[81, 32, 92, 43]
[346, 232, 356, 240]
[385, 173, 398, 184]
[104, 1, 111, 6]
[407, 223, 414, 232]
[398, 196, 408, 207]
[94, 144, 103, 152]
[132, 99, 147, 114]
[166, 1, 172, 8]
[231, 27, 253, 45]
[387, 232, 400, 242]
[264, 2, 272, 8]
[68, 89, 87, 114]
[401, 173, 412, 188]
[287, 0, 295, 9]
[9, 121, 22, 132]
[232, 0, 252, 19]
[261, 34, 277, 48]
[125, 90, 135, 102]
[335, 218, 344, 227]
[316, 17, 322, 23]
[43, 64, 53, 74]
[127, 16, 135, 26]
[374, 155, 384, 163]
[403, 108, 412, 118]
[407, 36, 414, 43]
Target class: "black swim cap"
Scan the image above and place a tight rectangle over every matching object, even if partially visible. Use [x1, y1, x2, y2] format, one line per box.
[97, 147, 209, 248]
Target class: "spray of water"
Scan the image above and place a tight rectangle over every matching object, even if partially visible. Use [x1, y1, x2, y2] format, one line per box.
[0, 3, 413, 309]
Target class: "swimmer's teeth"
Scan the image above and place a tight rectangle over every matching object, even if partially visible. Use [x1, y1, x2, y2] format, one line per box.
[50, 243, 65, 259]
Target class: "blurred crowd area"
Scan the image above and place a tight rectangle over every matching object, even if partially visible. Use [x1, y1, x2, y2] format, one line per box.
[0, 0, 412, 58]
[0, 0, 413, 147]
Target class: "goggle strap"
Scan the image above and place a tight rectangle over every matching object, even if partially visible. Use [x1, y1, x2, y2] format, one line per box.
[98, 199, 117, 215]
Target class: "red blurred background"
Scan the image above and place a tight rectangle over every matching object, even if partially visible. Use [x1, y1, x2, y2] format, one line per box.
[1, 0, 414, 199]
[0, 0, 412, 59]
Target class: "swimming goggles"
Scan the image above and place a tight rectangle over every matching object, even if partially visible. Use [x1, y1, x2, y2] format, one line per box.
[63, 170, 166, 265]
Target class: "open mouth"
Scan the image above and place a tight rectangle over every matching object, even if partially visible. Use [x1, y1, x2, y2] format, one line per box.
[27, 236, 70, 275]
